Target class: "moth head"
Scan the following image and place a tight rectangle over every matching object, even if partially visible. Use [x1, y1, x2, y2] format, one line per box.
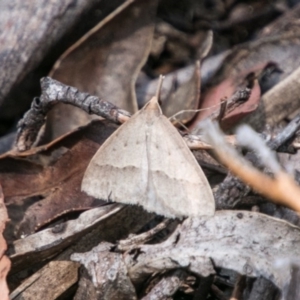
[143, 96, 162, 115]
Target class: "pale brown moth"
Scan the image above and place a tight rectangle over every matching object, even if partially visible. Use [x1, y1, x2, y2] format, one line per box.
[82, 97, 215, 218]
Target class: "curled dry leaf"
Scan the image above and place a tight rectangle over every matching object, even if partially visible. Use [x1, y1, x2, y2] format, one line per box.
[46, 0, 158, 141]
[1, 120, 118, 239]
[10, 204, 154, 295]
[10, 204, 123, 273]
[128, 211, 300, 290]
[70, 211, 300, 297]
[162, 61, 201, 125]
[0, 186, 10, 300]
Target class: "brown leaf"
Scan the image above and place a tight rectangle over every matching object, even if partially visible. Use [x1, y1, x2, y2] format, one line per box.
[0, 186, 10, 300]
[161, 61, 201, 125]
[190, 69, 261, 131]
[221, 79, 261, 130]
[46, 0, 158, 141]
[1, 120, 118, 239]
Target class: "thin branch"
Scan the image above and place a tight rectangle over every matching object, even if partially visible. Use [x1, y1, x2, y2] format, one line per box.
[15, 77, 131, 151]
[203, 120, 300, 213]
[116, 219, 172, 252]
[267, 113, 300, 150]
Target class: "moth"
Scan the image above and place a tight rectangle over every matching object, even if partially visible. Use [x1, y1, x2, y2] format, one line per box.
[82, 96, 215, 218]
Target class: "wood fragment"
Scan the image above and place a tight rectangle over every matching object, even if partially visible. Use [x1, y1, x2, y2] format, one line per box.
[267, 113, 300, 150]
[71, 242, 137, 300]
[116, 219, 172, 252]
[10, 261, 79, 300]
[12, 205, 154, 275]
[246, 65, 300, 129]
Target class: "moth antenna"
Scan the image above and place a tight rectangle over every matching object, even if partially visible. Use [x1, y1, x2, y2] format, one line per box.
[155, 75, 165, 101]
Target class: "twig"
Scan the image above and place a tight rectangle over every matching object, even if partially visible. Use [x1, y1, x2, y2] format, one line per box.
[267, 113, 300, 150]
[15, 77, 131, 151]
[116, 219, 172, 252]
[203, 121, 300, 213]
[213, 114, 300, 210]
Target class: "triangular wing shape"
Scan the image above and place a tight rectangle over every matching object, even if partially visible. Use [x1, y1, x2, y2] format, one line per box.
[82, 97, 215, 218]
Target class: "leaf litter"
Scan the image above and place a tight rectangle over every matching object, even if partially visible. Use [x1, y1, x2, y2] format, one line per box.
[2, 0, 300, 299]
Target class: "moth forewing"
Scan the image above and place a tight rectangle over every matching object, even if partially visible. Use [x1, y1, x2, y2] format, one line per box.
[82, 96, 215, 218]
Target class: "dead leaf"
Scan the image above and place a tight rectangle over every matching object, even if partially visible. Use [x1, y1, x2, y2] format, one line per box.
[246, 64, 300, 130]
[1, 120, 118, 239]
[191, 69, 261, 131]
[209, 31, 300, 90]
[161, 61, 201, 124]
[127, 211, 300, 290]
[10, 204, 123, 272]
[0, 186, 10, 300]
[46, 0, 158, 142]
[69, 211, 300, 298]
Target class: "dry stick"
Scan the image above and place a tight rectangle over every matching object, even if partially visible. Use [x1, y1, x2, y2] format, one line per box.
[267, 113, 300, 150]
[204, 121, 300, 213]
[116, 219, 172, 252]
[214, 112, 300, 210]
[15, 77, 131, 151]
